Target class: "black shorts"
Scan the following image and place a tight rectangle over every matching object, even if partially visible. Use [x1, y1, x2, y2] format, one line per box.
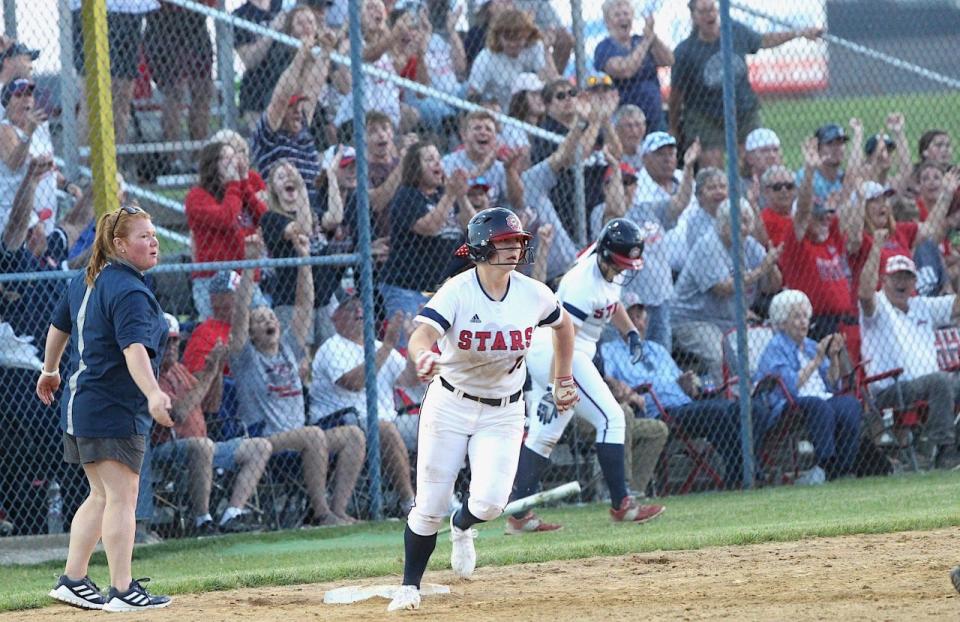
[63, 432, 146, 474]
[144, 9, 213, 88]
[71, 10, 148, 80]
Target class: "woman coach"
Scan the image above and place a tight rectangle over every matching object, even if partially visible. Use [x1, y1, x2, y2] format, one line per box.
[37, 204, 174, 612]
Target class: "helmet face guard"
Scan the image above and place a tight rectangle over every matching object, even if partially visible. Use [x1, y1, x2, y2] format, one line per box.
[595, 217, 646, 284]
[457, 208, 535, 266]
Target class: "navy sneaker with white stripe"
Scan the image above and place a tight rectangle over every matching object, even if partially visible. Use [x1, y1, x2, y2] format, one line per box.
[48, 574, 106, 609]
[102, 578, 171, 612]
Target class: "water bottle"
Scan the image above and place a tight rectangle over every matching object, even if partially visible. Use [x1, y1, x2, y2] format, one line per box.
[46, 480, 63, 534]
[879, 408, 895, 446]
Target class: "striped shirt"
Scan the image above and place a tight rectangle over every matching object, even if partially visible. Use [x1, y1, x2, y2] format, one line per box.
[250, 113, 322, 201]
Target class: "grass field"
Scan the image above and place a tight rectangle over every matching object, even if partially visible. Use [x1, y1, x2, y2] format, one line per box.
[4, 471, 960, 612]
[753, 90, 960, 170]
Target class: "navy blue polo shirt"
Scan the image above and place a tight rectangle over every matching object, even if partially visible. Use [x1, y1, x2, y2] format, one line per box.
[52, 261, 167, 438]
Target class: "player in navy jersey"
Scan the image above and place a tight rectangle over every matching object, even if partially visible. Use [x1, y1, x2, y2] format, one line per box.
[387, 208, 578, 611]
[509, 218, 666, 533]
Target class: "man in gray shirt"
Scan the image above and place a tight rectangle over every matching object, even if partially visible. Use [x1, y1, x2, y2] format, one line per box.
[228, 234, 365, 526]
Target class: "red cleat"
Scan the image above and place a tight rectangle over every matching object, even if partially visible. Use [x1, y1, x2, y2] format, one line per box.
[504, 511, 564, 535]
[609, 497, 665, 524]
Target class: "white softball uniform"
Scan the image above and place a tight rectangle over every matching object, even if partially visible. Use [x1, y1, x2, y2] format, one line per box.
[526, 253, 627, 456]
[409, 268, 562, 536]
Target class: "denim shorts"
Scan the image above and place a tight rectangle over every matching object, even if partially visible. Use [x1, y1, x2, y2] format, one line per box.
[315, 408, 361, 431]
[152, 437, 244, 471]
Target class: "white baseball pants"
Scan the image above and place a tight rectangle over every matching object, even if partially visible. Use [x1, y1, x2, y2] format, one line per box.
[406, 378, 525, 536]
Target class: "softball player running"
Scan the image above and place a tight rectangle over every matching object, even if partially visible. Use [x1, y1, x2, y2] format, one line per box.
[388, 208, 577, 612]
[508, 218, 665, 533]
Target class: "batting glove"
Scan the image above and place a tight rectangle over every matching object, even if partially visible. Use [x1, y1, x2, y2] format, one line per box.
[537, 390, 558, 424]
[553, 375, 579, 411]
[627, 330, 644, 364]
[415, 350, 440, 381]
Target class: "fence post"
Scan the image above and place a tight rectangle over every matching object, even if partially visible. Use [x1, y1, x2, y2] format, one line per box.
[58, 0, 80, 187]
[347, 0, 383, 520]
[569, 0, 588, 246]
[2, 0, 15, 39]
[81, 0, 120, 217]
[215, 0, 238, 130]
[719, 0, 755, 489]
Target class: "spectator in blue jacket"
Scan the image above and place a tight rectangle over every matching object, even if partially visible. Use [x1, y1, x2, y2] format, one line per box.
[756, 289, 862, 485]
[603, 293, 745, 488]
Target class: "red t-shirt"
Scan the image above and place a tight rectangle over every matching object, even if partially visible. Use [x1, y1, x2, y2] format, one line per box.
[847, 221, 918, 301]
[182, 319, 231, 376]
[781, 217, 855, 316]
[761, 207, 793, 248]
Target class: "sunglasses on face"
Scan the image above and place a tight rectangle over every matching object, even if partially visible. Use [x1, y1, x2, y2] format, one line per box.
[767, 182, 796, 192]
[552, 88, 579, 101]
[111, 205, 144, 239]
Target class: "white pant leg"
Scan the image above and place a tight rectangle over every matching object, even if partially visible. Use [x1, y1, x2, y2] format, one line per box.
[571, 351, 626, 445]
[465, 400, 526, 521]
[407, 382, 471, 536]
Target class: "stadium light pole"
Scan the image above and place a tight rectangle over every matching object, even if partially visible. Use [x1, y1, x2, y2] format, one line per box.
[719, 0, 755, 489]
[347, 0, 383, 520]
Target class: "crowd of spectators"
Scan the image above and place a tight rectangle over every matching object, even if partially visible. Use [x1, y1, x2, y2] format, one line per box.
[2, 0, 960, 537]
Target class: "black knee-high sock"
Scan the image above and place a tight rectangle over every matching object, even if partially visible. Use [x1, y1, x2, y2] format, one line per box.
[509, 445, 551, 519]
[402, 525, 438, 588]
[596, 443, 627, 508]
[452, 502, 484, 530]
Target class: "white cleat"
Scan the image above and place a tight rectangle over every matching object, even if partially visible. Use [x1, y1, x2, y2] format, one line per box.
[387, 585, 421, 611]
[449, 514, 478, 579]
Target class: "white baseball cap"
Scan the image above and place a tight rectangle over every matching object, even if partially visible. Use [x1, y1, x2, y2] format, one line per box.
[861, 180, 895, 201]
[745, 128, 781, 152]
[641, 131, 677, 155]
[883, 254, 917, 276]
[511, 73, 544, 97]
[164, 313, 180, 338]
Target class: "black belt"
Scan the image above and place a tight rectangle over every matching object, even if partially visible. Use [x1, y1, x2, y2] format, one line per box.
[440, 377, 522, 407]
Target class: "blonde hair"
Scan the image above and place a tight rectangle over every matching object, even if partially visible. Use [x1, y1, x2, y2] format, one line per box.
[85, 205, 152, 286]
[267, 160, 313, 229]
[487, 9, 540, 53]
[207, 128, 248, 157]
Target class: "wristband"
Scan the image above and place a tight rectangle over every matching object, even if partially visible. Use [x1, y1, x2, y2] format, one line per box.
[40, 368, 59, 377]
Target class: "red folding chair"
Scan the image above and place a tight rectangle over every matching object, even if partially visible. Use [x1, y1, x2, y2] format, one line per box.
[635, 383, 726, 495]
[721, 326, 808, 486]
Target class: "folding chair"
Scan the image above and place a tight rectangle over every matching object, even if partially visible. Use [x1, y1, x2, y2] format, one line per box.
[634, 384, 726, 495]
[721, 326, 809, 486]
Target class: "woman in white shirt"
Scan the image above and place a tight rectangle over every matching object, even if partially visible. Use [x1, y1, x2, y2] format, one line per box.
[0, 80, 56, 236]
[467, 8, 558, 111]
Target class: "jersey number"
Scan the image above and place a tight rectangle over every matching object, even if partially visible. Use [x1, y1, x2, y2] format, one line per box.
[507, 356, 524, 374]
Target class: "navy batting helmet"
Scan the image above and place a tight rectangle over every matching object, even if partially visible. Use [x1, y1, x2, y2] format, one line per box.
[456, 207, 534, 264]
[597, 218, 645, 271]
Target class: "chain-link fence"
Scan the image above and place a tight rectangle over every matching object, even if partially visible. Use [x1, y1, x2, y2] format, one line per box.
[0, 0, 959, 538]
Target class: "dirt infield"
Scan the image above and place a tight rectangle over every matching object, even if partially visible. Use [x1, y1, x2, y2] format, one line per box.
[7, 528, 958, 621]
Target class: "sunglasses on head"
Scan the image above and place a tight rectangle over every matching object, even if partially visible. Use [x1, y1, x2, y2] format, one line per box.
[111, 205, 144, 239]
[767, 181, 796, 192]
[586, 75, 614, 90]
[552, 88, 579, 101]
